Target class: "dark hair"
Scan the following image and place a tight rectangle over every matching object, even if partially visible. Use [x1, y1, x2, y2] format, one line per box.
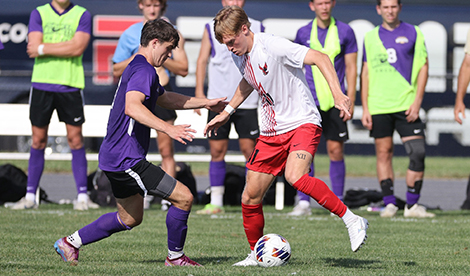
[140, 19, 179, 48]
[377, 0, 401, 5]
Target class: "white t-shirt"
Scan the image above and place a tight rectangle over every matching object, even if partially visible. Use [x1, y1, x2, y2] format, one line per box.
[206, 18, 263, 109]
[232, 33, 322, 136]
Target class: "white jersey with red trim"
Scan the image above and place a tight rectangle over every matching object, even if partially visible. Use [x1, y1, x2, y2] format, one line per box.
[232, 33, 321, 136]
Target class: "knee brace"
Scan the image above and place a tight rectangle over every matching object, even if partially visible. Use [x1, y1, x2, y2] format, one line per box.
[404, 139, 425, 172]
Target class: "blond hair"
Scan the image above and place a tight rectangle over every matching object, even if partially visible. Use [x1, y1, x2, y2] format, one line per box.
[214, 6, 251, 44]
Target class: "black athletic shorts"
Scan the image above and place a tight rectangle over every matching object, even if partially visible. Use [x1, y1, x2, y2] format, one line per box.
[104, 159, 177, 199]
[319, 107, 349, 141]
[370, 111, 426, 139]
[207, 108, 259, 140]
[154, 84, 177, 121]
[29, 87, 85, 127]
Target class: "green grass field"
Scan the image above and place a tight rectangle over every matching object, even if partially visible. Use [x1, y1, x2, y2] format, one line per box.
[1, 154, 470, 178]
[1, 205, 469, 275]
[1, 155, 469, 275]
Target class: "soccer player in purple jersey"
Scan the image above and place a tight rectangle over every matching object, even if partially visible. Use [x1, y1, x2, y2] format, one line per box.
[112, 0, 189, 210]
[53, 19, 226, 267]
[361, 0, 434, 218]
[9, 0, 96, 211]
[290, 0, 357, 216]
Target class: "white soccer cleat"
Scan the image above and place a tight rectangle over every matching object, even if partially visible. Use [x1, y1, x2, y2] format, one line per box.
[9, 197, 37, 210]
[287, 200, 311, 216]
[232, 251, 258, 267]
[380, 203, 398, 218]
[404, 204, 435, 218]
[73, 200, 88, 211]
[346, 216, 368, 252]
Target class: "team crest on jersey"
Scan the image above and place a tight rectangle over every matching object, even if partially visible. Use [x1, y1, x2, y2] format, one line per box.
[395, 36, 409, 44]
[259, 63, 269, 76]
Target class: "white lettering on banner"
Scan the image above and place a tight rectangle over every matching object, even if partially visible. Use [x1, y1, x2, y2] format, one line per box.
[0, 22, 28, 44]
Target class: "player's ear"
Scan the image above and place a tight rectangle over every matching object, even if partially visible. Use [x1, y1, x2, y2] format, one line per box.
[152, 38, 160, 49]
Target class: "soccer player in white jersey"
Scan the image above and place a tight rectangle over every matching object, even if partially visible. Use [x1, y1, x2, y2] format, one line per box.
[204, 6, 369, 266]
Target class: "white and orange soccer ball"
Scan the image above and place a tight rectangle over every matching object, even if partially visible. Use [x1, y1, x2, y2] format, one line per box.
[254, 233, 291, 267]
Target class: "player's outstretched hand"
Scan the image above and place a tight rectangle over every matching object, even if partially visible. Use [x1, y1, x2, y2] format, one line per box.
[205, 97, 227, 113]
[204, 113, 230, 138]
[167, 124, 196, 145]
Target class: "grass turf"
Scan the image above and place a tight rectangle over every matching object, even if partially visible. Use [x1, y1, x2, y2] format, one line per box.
[1, 205, 469, 275]
[1, 155, 470, 179]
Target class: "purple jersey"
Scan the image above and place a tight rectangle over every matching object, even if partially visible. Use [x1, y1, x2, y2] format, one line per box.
[28, 3, 91, 92]
[294, 19, 357, 106]
[0, 41, 4, 50]
[363, 22, 417, 84]
[99, 55, 165, 172]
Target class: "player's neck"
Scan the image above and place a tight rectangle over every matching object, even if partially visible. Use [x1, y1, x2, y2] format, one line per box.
[51, 0, 71, 14]
[381, 20, 400, 31]
[316, 17, 331, 29]
[138, 49, 155, 67]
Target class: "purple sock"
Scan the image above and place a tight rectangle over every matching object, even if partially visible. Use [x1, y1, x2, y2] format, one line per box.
[78, 212, 130, 245]
[383, 195, 397, 206]
[166, 205, 189, 252]
[209, 160, 226, 188]
[406, 192, 420, 207]
[330, 160, 345, 200]
[27, 148, 45, 194]
[72, 147, 88, 195]
[297, 163, 314, 201]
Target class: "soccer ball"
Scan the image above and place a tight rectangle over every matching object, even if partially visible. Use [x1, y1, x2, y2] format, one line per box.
[254, 233, 291, 267]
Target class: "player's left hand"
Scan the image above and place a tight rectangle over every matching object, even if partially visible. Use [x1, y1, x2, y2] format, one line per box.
[167, 124, 196, 145]
[205, 97, 227, 113]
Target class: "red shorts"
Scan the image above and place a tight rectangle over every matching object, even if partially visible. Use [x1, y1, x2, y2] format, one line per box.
[246, 123, 322, 176]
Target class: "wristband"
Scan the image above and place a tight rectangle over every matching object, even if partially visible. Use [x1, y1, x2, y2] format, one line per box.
[224, 104, 236, 115]
[38, 44, 45, 56]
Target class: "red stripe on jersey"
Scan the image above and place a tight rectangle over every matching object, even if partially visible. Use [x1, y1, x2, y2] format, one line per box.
[243, 56, 277, 135]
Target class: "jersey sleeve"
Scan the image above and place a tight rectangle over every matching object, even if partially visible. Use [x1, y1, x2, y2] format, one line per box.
[28, 9, 42, 33]
[343, 25, 358, 54]
[76, 10, 92, 34]
[267, 35, 309, 69]
[127, 64, 155, 99]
